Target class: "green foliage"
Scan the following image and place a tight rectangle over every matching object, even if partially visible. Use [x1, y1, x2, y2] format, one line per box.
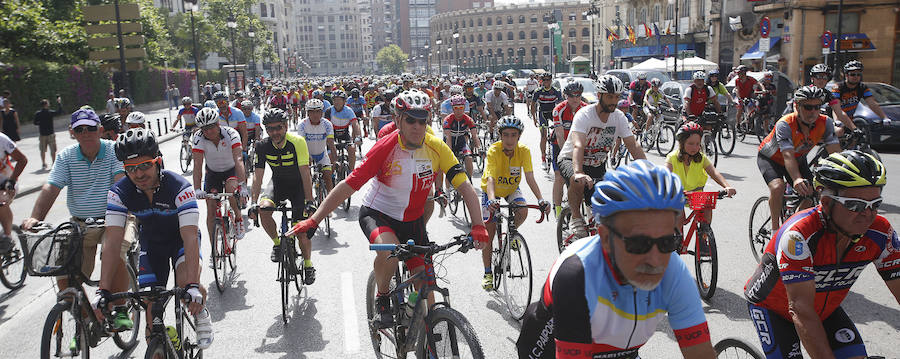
[202, 0, 277, 65]
[128, 65, 223, 104]
[129, 0, 176, 66]
[376, 45, 408, 75]
[0, 0, 89, 64]
[0, 62, 111, 116]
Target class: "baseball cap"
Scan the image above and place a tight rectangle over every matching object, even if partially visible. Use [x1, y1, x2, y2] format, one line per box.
[71, 108, 100, 128]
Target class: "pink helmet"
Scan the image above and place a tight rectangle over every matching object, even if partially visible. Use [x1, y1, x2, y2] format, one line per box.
[450, 95, 467, 107]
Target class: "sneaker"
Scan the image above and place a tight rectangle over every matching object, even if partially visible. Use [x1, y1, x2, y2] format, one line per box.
[0, 235, 13, 254]
[270, 245, 281, 263]
[373, 295, 394, 329]
[570, 217, 588, 238]
[194, 308, 213, 350]
[235, 220, 245, 239]
[482, 273, 494, 291]
[111, 310, 134, 331]
[303, 266, 316, 285]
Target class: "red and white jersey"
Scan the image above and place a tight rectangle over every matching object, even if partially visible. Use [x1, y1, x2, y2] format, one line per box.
[191, 126, 242, 172]
[345, 132, 465, 221]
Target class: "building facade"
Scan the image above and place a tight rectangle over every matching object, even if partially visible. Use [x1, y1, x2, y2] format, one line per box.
[394, 0, 493, 73]
[294, 0, 363, 75]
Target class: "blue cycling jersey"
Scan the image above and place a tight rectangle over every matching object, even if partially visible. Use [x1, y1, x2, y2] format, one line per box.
[106, 169, 199, 242]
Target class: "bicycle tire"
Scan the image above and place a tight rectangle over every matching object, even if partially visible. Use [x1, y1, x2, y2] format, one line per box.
[474, 151, 485, 174]
[42, 301, 89, 359]
[341, 163, 351, 212]
[703, 133, 718, 167]
[694, 223, 718, 301]
[736, 120, 748, 142]
[417, 307, 485, 359]
[365, 270, 406, 359]
[279, 238, 290, 324]
[212, 219, 227, 293]
[143, 336, 169, 359]
[555, 207, 572, 253]
[718, 121, 737, 155]
[449, 187, 460, 216]
[226, 218, 237, 271]
[714, 337, 764, 359]
[290, 241, 303, 292]
[754, 115, 769, 143]
[180, 142, 192, 174]
[318, 183, 332, 237]
[501, 232, 533, 320]
[113, 264, 142, 350]
[656, 125, 676, 156]
[176, 307, 203, 359]
[0, 233, 26, 289]
[748, 196, 773, 263]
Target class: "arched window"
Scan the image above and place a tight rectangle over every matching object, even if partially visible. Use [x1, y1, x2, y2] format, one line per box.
[507, 32, 514, 41]
[582, 44, 589, 54]
[519, 31, 526, 40]
[497, 17, 502, 26]
[478, 18, 482, 26]
[518, 47, 525, 57]
[469, 34, 473, 43]
[507, 16, 513, 24]
[478, 49, 483, 56]
[543, 29, 549, 38]
[487, 33, 492, 41]
[497, 32, 502, 41]
[469, 19, 473, 27]
[543, 46, 549, 55]
[497, 48, 504, 57]
[487, 49, 493, 56]
[569, 28, 576, 38]
[530, 30, 537, 39]
[530, 15, 538, 23]
[486, 17, 492, 26]
[461, 36, 466, 44]
[518, 15, 525, 24]
[652, 4, 660, 22]
[461, 19, 466, 28]
[455, 21, 459, 29]
[640, 8, 647, 24]
[569, 44, 576, 55]
[508, 48, 514, 57]
[582, 28, 589, 37]
[478, 34, 483, 42]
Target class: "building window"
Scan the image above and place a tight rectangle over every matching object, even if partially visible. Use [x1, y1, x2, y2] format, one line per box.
[666, 4, 673, 20]
[569, 28, 576, 38]
[519, 15, 525, 24]
[543, 46, 549, 55]
[582, 44, 589, 54]
[531, 16, 537, 23]
[582, 28, 589, 37]
[652, 4, 660, 23]
[487, 33, 492, 41]
[569, 44, 576, 55]
[507, 16, 513, 25]
[260, 3, 267, 17]
[825, 12, 860, 33]
[497, 32, 502, 41]
[530, 30, 537, 39]
[568, 13, 575, 21]
[682, 0, 689, 18]
[699, 0, 705, 21]
[544, 29, 549, 38]
[497, 17, 502, 26]
[487, 17, 492, 26]
[640, 8, 646, 24]
[507, 31, 513, 41]
[469, 34, 474, 43]
[478, 18, 482, 26]
[478, 34, 483, 42]
[269, 3, 274, 17]
[519, 31, 525, 40]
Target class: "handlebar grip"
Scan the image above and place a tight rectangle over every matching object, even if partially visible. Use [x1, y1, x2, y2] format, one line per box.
[369, 244, 397, 251]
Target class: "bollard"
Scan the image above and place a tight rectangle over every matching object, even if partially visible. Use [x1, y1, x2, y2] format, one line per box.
[164, 118, 169, 134]
[156, 118, 162, 137]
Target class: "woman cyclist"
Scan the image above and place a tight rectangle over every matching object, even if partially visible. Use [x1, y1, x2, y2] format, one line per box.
[642, 78, 673, 133]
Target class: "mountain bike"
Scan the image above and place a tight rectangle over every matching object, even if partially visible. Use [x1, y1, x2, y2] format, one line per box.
[486, 203, 545, 320]
[26, 219, 141, 359]
[639, 104, 677, 156]
[366, 235, 484, 359]
[334, 142, 353, 211]
[259, 202, 305, 324]
[680, 191, 728, 301]
[206, 191, 237, 293]
[179, 131, 193, 174]
[311, 163, 332, 237]
[748, 181, 819, 263]
[2, 225, 27, 290]
[105, 286, 204, 359]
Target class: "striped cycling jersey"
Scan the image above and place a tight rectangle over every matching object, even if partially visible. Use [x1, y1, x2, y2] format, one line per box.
[551, 100, 587, 145]
[325, 105, 357, 135]
[106, 170, 199, 242]
[346, 132, 466, 222]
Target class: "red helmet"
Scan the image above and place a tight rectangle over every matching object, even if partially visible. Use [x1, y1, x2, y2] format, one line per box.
[677, 121, 703, 141]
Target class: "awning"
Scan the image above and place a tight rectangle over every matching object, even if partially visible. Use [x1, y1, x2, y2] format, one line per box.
[741, 37, 781, 60]
[832, 33, 877, 52]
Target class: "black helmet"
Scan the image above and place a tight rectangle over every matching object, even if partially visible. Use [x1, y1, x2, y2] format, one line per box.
[564, 82, 583, 96]
[115, 128, 159, 161]
[540, 73, 552, 81]
[843, 60, 863, 73]
[263, 108, 288, 125]
[793, 85, 829, 103]
[332, 90, 347, 99]
[814, 150, 886, 191]
[350, 88, 361, 96]
[100, 114, 121, 133]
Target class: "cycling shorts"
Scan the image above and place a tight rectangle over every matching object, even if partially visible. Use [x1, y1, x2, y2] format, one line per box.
[757, 153, 812, 185]
[550, 143, 561, 171]
[310, 152, 332, 170]
[359, 205, 430, 270]
[203, 166, 237, 193]
[480, 190, 525, 222]
[450, 136, 471, 156]
[137, 232, 202, 288]
[538, 111, 552, 127]
[259, 181, 314, 238]
[558, 157, 606, 205]
[376, 118, 393, 132]
[335, 130, 352, 144]
[747, 303, 867, 359]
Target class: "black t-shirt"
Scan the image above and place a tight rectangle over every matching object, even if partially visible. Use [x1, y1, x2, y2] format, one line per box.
[33, 103, 63, 136]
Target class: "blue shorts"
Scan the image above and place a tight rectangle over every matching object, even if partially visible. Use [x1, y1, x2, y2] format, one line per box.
[550, 143, 561, 171]
[137, 233, 202, 288]
[747, 303, 866, 359]
[481, 190, 525, 222]
[538, 110, 553, 127]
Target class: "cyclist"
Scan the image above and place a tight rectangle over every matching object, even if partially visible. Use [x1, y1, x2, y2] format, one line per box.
[550, 82, 588, 218]
[758, 85, 841, 232]
[297, 99, 337, 193]
[442, 95, 480, 179]
[531, 73, 563, 171]
[324, 90, 362, 171]
[322, 82, 335, 104]
[642, 78, 673, 133]
[518, 160, 715, 359]
[240, 100, 262, 146]
[484, 81, 512, 141]
[230, 91, 246, 111]
[364, 85, 380, 131]
[0, 130, 24, 254]
[125, 111, 147, 130]
[191, 107, 246, 243]
[754, 72, 777, 119]
[213, 91, 248, 152]
[371, 90, 396, 136]
[525, 74, 539, 110]
[733, 65, 758, 129]
[400, 73, 416, 92]
[267, 86, 290, 111]
[114, 97, 133, 130]
[833, 60, 892, 128]
[99, 113, 122, 141]
[666, 121, 736, 228]
[682, 71, 723, 121]
[474, 79, 488, 98]
[627, 72, 651, 125]
[287, 89, 487, 328]
[480, 115, 549, 290]
[792, 64, 856, 134]
[463, 81, 488, 124]
[558, 75, 646, 238]
[347, 88, 369, 138]
[311, 90, 333, 112]
[172, 97, 200, 133]
[96, 129, 213, 349]
[249, 108, 317, 284]
[744, 150, 898, 359]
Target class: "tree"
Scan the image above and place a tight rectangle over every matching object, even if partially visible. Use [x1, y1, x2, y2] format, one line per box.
[0, 0, 89, 64]
[376, 45, 408, 74]
[203, 0, 277, 66]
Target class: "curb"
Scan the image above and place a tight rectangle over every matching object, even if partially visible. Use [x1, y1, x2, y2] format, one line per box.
[14, 130, 184, 199]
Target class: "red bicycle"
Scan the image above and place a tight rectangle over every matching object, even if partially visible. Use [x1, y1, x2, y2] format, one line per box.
[207, 191, 238, 293]
[679, 190, 727, 302]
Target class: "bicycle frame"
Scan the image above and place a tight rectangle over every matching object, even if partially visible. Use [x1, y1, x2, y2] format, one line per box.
[109, 287, 201, 358]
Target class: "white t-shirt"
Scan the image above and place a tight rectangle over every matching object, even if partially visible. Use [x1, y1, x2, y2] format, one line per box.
[558, 104, 632, 167]
[371, 104, 392, 124]
[0, 132, 16, 178]
[191, 126, 241, 172]
[484, 90, 510, 113]
[526, 79, 539, 92]
[297, 118, 334, 156]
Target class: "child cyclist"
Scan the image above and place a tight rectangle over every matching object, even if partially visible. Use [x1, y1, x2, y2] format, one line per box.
[665, 121, 736, 228]
[480, 115, 549, 290]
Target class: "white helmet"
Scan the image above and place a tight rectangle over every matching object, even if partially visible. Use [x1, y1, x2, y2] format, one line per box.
[492, 81, 506, 90]
[306, 98, 324, 111]
[195, 107, 219, 127]
[125, 111, 146, 125]
[401, 73, 415, 82]
[394, 89, 432, 119]
[450, 85, 464, 94]
[594, 75, 625, 94]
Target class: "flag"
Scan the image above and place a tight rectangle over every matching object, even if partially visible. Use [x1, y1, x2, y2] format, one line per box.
[644, 23, 653, 37]
[654, 23, 661, 38]
[628, 26, 636, 44]
[606, 28, 615, 42]
[665, 21, 672, 35]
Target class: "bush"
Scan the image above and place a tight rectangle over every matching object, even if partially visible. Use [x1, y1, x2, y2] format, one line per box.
[127, 66, 224, 104]
[0, 61, 111, 117]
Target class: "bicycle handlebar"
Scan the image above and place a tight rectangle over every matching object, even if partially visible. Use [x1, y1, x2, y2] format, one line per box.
[369, 235, 474, 259]
[205, 192, 234, 200]
[495, 203, 548, 223]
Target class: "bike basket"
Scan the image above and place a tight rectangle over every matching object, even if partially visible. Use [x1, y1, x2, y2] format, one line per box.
[23, 222, 83, 277]
[686, 191, 718, 210]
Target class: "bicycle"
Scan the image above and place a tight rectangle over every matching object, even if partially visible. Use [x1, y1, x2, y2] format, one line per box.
[104, 286, 204, 359]
[736, 97, 758, 143]
[714, 337, 765, 359]
[680, 191, 728, 301]
[748, 181, 820, 263]
[334, 142, 353, 212]
[556, 200, 600, 253]
[206, 191, 237, 293]
[244, 136, 257, 180]
[543, 124, 555, 175]
[487, 203, 545, 320]
[258, 202, 305, 324]
[311, 163, 332, 237]
[2, 217, 27, 290]
[717, 111, 737, 156]
[365, 235, 485, 359]
[444, 156, 475, 226]
[179, 130, 193, 174]
[23, 219, 142, 359]
[640, 104, 677, 156]
[688, 110, 723, 167]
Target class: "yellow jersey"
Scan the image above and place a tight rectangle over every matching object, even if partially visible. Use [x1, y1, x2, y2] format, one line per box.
[481, 142, 533, 198]
[665, 151, 711, 193]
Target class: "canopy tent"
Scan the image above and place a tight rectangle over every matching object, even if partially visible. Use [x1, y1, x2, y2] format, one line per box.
[569, 56, 590, 63]
[741, 37, 782, 60]
[631, 58, 667, 71]
[666, 56, 719, 72]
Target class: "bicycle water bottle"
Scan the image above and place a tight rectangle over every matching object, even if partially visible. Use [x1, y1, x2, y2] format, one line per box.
[166, 325, 181, 350]
[405, 291, 418, 317]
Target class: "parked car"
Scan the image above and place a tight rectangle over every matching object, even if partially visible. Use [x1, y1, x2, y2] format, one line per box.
[551, 77, 600, 104]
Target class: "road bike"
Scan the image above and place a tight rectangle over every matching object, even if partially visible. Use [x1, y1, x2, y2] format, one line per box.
[714, 338, 765, 359]
[311, 163, 332, 237]
[486, 203, 545, 320]
[258, 202, 305, 324]
[543, 124, 555, 175]
[244, 137, 257, 181]
[24, 219, 141, 359]
[206, 191, 238, 293]
[639, 104, 677, 156]
[365, 235, 484, 359]
[179, 131, 193, 174]
[748, 181, 819, 263]
[334, 142, 353, 212]
[680, 191, 728, 301]
[105, 286, 204, 359]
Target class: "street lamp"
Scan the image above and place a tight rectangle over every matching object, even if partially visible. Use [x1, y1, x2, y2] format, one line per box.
[424, 45, 430, 75]
[281, 46, 287, 78]
[226, 15, 237, 93]
[436, 38, 443, 76]
[452, 29, 460, 77]
[668, 0, 679, 79]
[186, 1, 201, 101]
[585, 4, 600, 76]
[248, 30, 255, 81]
[544, 12, 558, 74]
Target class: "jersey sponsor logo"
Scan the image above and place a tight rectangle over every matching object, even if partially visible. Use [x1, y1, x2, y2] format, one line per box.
[779, 231, 809, 260]
[854, 245, 867, 252]
[509, 166, 521, 177]
[413, 159, 434, 191]
[891, 231, 900, 252]
[813, 263, 867, 290]
[749, 308, 773, 346]
[781, 272, 807, 282]
[107, 190, 122, 204]
[177, 190, 195, 203]
[787, 343, 802, 358]
[834, 328, 856, 343]
[878, 257, 900, 269]
[746, 258, 778, 302]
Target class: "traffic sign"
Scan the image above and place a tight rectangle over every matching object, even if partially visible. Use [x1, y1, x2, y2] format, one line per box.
[822, 31, 833, 49]
[759, 38, 771, 52]
[760, 16, 770, 38]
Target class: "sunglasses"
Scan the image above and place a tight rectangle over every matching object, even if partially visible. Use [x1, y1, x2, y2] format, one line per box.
[201, 124, 217, 131]
[73, 125, 99, 134]
[607, 226, 679, 254]
[265, 124, 284, 132]
[847, 72, 862, 77]
[403, 116, 428, 125]
[567, 93, 582, 98]
[124, 158, 159, 173]
[215, 99, 228, 104]
[452, 105, 466, 109]
[800, 103, 822, 111]
[813, 74, 830, 80]
[826, 195, 882, 213]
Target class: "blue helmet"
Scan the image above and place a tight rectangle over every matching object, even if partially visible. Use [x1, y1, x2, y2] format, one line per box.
[591, 160, 685, 219]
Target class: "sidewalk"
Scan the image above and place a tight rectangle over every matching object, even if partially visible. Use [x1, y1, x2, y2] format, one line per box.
[14, 101, 184, 199]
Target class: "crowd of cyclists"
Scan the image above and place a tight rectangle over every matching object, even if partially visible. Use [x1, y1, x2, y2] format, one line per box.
[0, 57, 896, 359]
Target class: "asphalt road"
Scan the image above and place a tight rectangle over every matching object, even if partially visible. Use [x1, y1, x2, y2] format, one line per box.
[1, 103, 898, 358]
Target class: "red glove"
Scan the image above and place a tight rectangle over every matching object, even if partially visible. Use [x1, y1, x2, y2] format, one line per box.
[470, 224, 489, 245]
[288, 218, 318, 236]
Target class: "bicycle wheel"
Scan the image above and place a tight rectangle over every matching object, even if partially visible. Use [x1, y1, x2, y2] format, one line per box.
[555, 207, 572, 253]
[41, 301, 89, 359]
[341, 163, 351, 212]
[177, 304, 203, 359]
[113, 264, 142, 350]
[718, 121, 737, 156]
[143, 336, 169, 359]
[656, 125, 676, 156]
[279, 238, 291, 324]
[754, 115, 770, 143]
[365, 270, 406, 359]
[641, 124, 658, 152]
[417, 307, 485, 359]
[736, 119, 748, 142]
[694, 223, 718, 301]
[474, 152, 485, 174]
[0, 233, 26, 289]
[226, 218, 237, 271]
[501, 233, 533, 320]
[748, 196, 773, 263]
[292, 243, 303, 293]
[448, 187, 460, 216]
[318, 183, 331, 237]
[180, 142, 192, 174]
[714, 337, 764, 359]
[703, 133, 718, 167]
[212, 219, 228, 293]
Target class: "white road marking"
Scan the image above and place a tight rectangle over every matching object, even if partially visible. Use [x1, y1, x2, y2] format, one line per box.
[341, 271, 360, 353]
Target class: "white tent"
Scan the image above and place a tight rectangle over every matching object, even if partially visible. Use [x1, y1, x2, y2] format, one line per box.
[666, 56, 719, 72]
[631, 58, 667, 71]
